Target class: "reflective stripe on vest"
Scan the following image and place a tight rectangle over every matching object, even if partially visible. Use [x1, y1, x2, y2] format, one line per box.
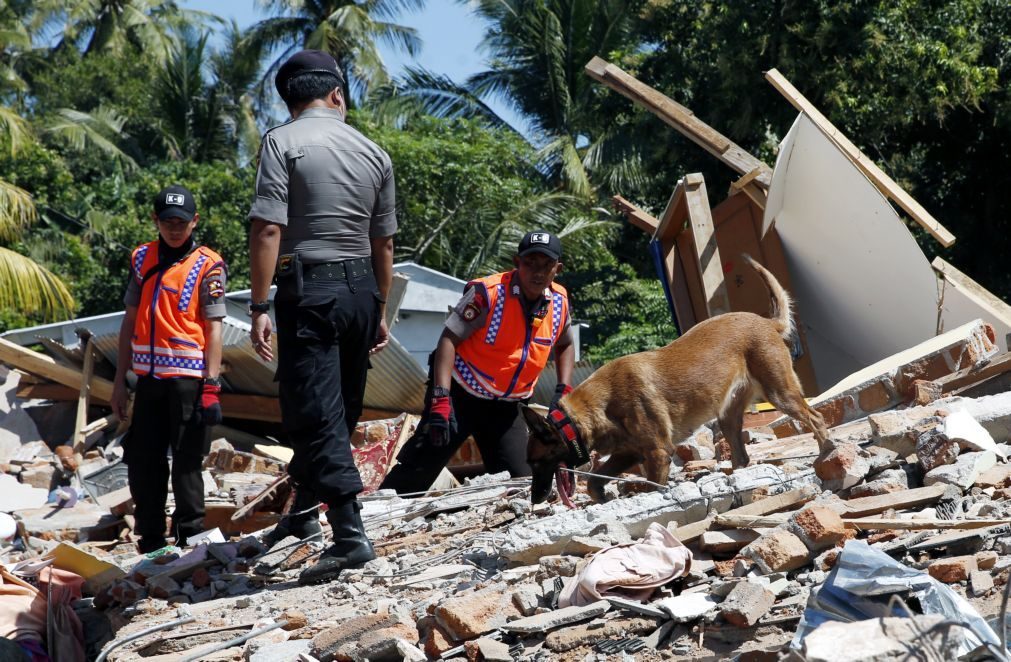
[453, 271, 568, 400]
[130, 241, 224, 379]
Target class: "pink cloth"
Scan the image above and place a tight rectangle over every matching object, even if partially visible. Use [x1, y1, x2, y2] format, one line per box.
[0, 566, 84, 662]
[559, 522, 693, 607]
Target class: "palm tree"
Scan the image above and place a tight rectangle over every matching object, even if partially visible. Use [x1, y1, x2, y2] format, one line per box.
[34, 0, 215, 63]
[246, 0, 424, 103]
[153, 30, 240, 163]
[372, 0, 644, 197]
[0, 109, 75, 321]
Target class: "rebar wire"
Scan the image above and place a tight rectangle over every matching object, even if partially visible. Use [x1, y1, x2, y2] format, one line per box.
[177, 620, 288, 662]
[1001, 567, 1011, 658]
[559, 467, 669, 491]
[95, 609, 195, 662]
[887, 593, 1008, 662]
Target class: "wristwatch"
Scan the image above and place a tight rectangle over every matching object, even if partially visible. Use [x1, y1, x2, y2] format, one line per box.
[205, 376, 222, 387]
[432, 385, 451, 398]
[247, 300, 270, 316]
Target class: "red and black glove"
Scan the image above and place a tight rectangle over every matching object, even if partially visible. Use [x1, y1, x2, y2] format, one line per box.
[201, 380, 223, 426]
[550, 383, 573, 410]
[428, 389, 454, 447]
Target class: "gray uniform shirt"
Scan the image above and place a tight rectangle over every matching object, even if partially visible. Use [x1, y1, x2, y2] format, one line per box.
[247, 107, 397, 263]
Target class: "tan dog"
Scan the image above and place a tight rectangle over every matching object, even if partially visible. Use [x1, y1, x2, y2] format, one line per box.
[522, 255, 829, 504]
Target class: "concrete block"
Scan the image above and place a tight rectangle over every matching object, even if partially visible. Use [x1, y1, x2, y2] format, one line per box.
[653, 593, 720, 623]
[976, 550, 998, 569]
[468, 637, 512, 662]
[719, 581, 775, 627]
[699, 529, 761, 554]
[311, 614, 397, 661]
[945, 409, 1005, 458]
[970, 570, 994, 596]
[741, 529, 810, 574]
[802, 615, 964, 662]
[975, 464, 1011, 488]
[511, 586, 541, 616]
[501, 600, 609, 634]
[849, 468, 910, 498]
[924, 451, 997, 490]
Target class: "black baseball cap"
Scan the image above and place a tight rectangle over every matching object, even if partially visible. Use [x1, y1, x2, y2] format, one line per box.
[153, 185, 196, 222]
[518, 230, 562, 261]
[275, 49, 345, 97]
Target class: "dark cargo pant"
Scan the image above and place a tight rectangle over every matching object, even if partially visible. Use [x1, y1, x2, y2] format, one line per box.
[124, 376, 208, 548]
[274, 264, 381, 506]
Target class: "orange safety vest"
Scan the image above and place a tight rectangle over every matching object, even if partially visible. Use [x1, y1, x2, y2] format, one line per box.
[129, 241, 224, 379]
[453, 271, 569, 400]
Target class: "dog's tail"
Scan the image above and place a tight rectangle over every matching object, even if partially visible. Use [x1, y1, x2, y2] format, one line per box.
[742, 254, 794, 340]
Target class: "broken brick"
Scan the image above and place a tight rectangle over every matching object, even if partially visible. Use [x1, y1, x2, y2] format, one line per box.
[928, 556, 977, 583]
[742, 530, 810, 574]
[435, 586, 521, 641]
[789, 505, 847, 551]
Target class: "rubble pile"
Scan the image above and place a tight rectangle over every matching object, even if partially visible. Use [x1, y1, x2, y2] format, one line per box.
[4, 338, 1011, 661]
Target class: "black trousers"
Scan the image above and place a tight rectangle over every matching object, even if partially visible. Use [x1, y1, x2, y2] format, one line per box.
[380, 379, 531, 495]
[123, 376, 208, 545]
[275, 271, 381, 506]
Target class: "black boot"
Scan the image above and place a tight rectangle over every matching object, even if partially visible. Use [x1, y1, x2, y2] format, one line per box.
[262, 487, 323, 548]
[298, 499, 376, 585]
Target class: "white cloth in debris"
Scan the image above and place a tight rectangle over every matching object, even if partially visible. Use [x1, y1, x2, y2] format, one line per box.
[558, 522, 693, 607]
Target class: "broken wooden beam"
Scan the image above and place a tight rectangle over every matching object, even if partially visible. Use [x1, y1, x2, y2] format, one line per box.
[836, 484, 947, 519]
[843, 517, 1011, 532]
[764, 68, 955, 248]
[932, 257, 1011, 330]
[613, 195, 659, 234]
[585, 57, 772, 188]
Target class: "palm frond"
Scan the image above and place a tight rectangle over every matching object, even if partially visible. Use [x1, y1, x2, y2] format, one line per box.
[0, 179, 37, 242]
[0, 246, 74, 321]
[45, 107, 138, 171]
[0, 106, 32, 157]
[369, 66, 513, 129]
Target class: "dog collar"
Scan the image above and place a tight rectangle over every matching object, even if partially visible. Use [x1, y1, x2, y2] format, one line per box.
[548, 405, 590, 466]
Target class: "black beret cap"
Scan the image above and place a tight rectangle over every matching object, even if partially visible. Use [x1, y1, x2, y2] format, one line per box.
[275, 49, 345, 97]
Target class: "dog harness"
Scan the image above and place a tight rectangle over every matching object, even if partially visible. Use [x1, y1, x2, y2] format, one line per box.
[453, 271, 569, 400]
[130, 240, 224, 379]
[548, 405, 590, 467]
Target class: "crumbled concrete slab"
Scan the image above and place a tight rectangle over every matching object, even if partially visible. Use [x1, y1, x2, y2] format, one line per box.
[502, 600, 609, 633]
[719, 581, 774, 627]
[654, 593, 720, 623]
[924, 451, 997, 490]
[802, 615, 964, 662]
[497, 488, 716, 564]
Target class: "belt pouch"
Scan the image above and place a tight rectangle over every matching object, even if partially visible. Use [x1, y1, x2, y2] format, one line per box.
[276, 253, 303, 299]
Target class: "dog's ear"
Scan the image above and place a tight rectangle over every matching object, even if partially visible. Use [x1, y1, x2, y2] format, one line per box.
[520, 404, 555, 440]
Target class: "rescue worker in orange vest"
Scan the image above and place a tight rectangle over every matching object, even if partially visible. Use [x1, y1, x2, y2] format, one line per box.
[111, 185, 227, 553]
[380, 231, 575, 494]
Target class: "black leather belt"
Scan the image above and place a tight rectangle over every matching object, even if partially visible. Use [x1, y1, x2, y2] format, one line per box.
[303, 256, 372, 282]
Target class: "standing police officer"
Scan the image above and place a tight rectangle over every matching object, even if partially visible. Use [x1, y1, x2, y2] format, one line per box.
[247, 50, 396, 586]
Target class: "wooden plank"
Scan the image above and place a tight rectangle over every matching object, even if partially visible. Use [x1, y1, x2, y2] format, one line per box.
[73, 337, 96, 455]
[683, 175, 731, 316]
[936, 352, 1011, 394]
[932, 257, 1011, 329]
[16, 382, 79, 400]
[844, 517, 1011, 532]
[837, 484, 946, 518]
[714, 514, 788, 529]
[907, 524, 1011, 552]
[730, 168, 762, 192]
[613, 195, 659, 234]
[764, 68, 956, 248]
[0, 337, 114, 404]
[675, 485, 818, 543]
[586, 57, 772, 188]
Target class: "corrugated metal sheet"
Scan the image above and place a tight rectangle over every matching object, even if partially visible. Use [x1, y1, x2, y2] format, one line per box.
[9, 310, 428, 413]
